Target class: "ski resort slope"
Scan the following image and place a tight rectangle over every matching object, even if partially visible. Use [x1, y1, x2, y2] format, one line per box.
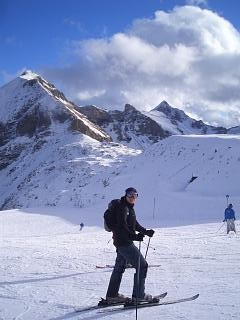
[0, 209, 239, 320]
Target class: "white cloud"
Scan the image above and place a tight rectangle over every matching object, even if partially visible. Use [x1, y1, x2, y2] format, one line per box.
[76, 89, 106, 100]
[185, 0, 208, 6]
[43, 5, 240, 127]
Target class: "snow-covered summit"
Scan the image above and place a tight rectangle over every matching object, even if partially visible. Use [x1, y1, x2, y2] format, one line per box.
[0, 71, 110, 142]
[20, 70, 40, 81]
[148, 101, 227, 135]
[0, 72, 113, 202]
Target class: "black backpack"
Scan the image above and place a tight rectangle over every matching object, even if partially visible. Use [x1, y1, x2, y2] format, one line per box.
[104, 199, 121, 232]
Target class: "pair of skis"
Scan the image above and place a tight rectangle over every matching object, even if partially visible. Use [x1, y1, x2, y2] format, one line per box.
[96, 263, 161, 269]
[75, 292, 199, 314]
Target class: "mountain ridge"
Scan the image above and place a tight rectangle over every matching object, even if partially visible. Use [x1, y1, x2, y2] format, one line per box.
[79, 101, 233, 148]
[1, 71, 240, 210]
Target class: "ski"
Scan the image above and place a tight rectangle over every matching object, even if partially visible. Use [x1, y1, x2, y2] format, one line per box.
[101, 293, 199, 313]
[74, 300, 128, 313]
[96, 263, 161, 269]
[75, 292, 167, 313]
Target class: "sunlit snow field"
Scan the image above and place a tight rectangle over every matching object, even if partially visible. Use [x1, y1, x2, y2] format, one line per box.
[0, 208, 239, 320]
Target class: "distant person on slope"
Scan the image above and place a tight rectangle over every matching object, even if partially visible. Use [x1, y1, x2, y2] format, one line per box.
[223, 203, 236, 234]
[79, 222, 84, 231]
[104, 187, 155, 304]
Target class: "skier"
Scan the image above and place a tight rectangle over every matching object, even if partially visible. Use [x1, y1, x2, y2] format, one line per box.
[105, 187, 155, 304]
[79, 222, 84, 231]
[223, 203, 236, 234]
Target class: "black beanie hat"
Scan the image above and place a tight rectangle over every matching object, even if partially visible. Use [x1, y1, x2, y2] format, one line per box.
[125, 187, 138, 195]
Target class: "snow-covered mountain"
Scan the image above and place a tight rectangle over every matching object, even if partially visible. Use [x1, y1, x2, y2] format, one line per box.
[0, 71, 125, 210]
[0, 72, 140, 209]
[147, 100, 227, 135]
[0, 70, 113, 187]
[228, 125, 240, 134]
[1, 71, 240, 212]
[79, 103, 171, 149]
[0, 71, 110, 169]
[79, 101, 230, 148]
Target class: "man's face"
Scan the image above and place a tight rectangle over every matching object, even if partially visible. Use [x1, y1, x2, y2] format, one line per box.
[126, 192, 138, 204]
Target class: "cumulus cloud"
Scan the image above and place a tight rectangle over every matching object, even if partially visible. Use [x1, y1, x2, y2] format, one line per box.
[43, 5, 240, 127]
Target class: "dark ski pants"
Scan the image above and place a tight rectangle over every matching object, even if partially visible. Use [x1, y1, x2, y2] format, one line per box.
[106, 243, 148, 299]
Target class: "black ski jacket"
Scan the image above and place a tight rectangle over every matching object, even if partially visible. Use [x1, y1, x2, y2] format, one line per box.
[112, 196, 147, 247]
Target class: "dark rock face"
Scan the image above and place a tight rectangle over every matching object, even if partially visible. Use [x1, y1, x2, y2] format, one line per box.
[78, 105, 112, 125]
[16, 106, 52, 137]
[0, 144, 26, 170]
[123, 104, 170, 141]
[0, 122, 6, 146]
[79, 104, 170, 146]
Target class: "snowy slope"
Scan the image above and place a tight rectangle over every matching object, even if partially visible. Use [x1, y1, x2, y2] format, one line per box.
[1, 133, 240, 221]
[0, 130, 140, 210]
[0, 208, 239, 320]
[115, 134, 240, 226]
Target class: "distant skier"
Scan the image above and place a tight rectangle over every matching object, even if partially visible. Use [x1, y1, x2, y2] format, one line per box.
[223, 203, 236, 234]
[104, 187, 155, 304]
[79, 222, 84, 231]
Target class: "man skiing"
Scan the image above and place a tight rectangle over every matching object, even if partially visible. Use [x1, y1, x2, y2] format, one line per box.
[105, 187, 155, 304]
[223, 203, 236, 234]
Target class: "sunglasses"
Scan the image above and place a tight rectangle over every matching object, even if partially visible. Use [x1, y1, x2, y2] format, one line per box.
[126, 192, 138, 198]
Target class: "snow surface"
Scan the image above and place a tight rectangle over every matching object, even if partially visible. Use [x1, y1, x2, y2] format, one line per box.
[0, 208, 239, 320]
[2, 133, 240, 215]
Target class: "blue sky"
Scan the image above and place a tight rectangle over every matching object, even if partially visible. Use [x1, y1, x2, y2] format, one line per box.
[1, 0, 240, 127]
[1, 0, 187, 76]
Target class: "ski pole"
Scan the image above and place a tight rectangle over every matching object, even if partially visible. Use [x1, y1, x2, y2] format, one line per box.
[144, 237, 151, 260]
[226, 194, 229, 206]
[142, 240, 156, 251]
[136, 241, 141, 320]
[216, 222, 225, 233]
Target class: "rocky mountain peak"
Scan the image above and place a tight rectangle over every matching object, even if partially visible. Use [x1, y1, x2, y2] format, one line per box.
[153, 100, 186, 122]
[150, 100, 229, 135]
[0, 72, 111, 171]
[0, 72, 111, 142]
[124, 103, 137, 113]
[79, 103, 170, 148]
[20, 70, 68, 102]
[154, 100, 171, 111]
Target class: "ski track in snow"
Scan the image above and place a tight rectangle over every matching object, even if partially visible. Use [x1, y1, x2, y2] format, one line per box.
[0, 210, 240, 319]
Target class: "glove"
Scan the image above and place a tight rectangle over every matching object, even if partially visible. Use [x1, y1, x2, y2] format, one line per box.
[145, 229, 155, 237]
[134, 233, 145, 241]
